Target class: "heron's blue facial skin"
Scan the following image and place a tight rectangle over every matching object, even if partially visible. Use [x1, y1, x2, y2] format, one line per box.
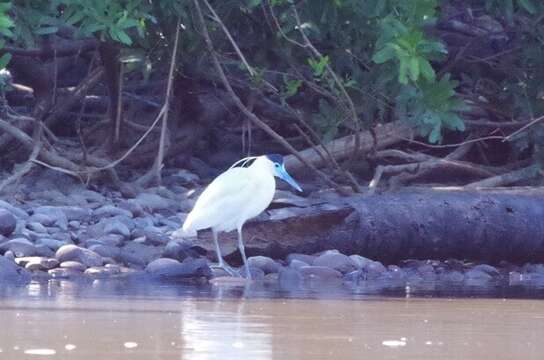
[273, 162, 303, 192]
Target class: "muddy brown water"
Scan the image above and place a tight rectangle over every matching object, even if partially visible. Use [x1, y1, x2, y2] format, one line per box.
[1, 279, 543, 359]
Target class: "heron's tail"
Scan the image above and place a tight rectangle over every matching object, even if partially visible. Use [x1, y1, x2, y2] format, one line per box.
[169, 212, 197, 238]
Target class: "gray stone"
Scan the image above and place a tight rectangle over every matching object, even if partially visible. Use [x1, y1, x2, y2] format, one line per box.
[33, 207, 68, 230]
[34, 244, 55, 257]
[57, 206, 92, 221]
[0, 256, 31, 284]
[36, 238, 67, 251]
[92, 234, 124, 247]
[84, 266, 119, 278]
[287, 253, 316, 265]
[239, 265, 265, 281]
[133, 193, 174, 212]
[472, 264, 500, 277]
[88, 244, 121, 259]
[79, 190, 106, 204]
[48, 268, 82, 278]
[60, 261, 87, 272]
[142, 227, 171, 245]
[279, 267, 302, 285]
[94, 205, 133, 219]
[349, 254, 374, 269]
[289, 259, 308, 271]
[0, 238, 36, 257]
[68, 220, 80, 229]
[247, 256, 281, 274]
[55, 244, 103, 267]
[0, 209, 16, 236]
[162, 240, 190, 261]
[16, 257, 59, 271]
[28, 213, 55, 226]
[119, 200, 144, 217]
[465, 268, 494, 283]
[103, 220, 130, 238]
[26, 222, 48, 234]
[146, 257, 211, 278]
[313, 252, 356, 273]
[440, 270, 465, 283]
[119, 242, 162, 267]
[299, 266, 342, 281]
[0, 200, 28, 219]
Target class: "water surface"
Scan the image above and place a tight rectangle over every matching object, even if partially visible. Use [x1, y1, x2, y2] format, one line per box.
[0, 279, 543, 359]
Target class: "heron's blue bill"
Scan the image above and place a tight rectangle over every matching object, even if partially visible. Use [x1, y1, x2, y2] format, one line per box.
[278, 165, 303, 192]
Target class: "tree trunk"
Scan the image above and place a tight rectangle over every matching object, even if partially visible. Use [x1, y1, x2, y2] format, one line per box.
[195, 188, 544, 264]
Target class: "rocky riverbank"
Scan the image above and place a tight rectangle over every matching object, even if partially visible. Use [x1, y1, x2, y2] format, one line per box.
[0, 168, 544, 294]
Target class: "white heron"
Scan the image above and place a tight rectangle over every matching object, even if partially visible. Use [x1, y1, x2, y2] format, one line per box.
[182, 154, 303, 279]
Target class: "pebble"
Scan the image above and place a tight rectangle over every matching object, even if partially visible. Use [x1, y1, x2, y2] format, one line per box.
[36, 238, 67, 251]
[349, 254, 374, 269]
[0, 256, 31, 284]
[278, 267, 302, 285]
[133, 193, 174, 212]
[299, 266, 342, 281]
[0, 200, 28, 219]
[34, 244, 55, 257]
[88, 244, 121, 259]
[119, 242, 162, 267]
[94, 205, 133, 219]
[0, 238, 36, 257]
[247, 256, 281, 274]
[33, 206, 68, 230]
[25, 258, 59, 271]
[0, 209, 16, 236]
[145, 258, 211, 278]
[60, 261, 87, 272]
[287, 253, 316, 265]
[55, 244, 103, 267]
[313, 252, 356, 274]
[26, 222, 48, 234]
[289, 259, 309, 270]
[48, 268, 82, 279]
[84, 266, 119, 278]
[103, 220, 131, 239]
[27, 213, 55, 226]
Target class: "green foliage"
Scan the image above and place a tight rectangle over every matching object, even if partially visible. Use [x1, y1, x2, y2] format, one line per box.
[0, 1, 12, 70]
[372, 24, 445, 84]
[308, 55, 329, 78]
[397, 75, 468, 143]
[56, 0, 154, 45]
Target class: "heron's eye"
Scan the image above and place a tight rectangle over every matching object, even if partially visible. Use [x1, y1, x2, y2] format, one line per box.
[274, 163, 280, 168]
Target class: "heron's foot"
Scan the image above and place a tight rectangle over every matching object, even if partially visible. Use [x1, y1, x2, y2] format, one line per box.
[210, 262, 240, 277]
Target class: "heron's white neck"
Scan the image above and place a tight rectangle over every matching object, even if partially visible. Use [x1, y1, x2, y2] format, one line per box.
[248, 156, 275, 178]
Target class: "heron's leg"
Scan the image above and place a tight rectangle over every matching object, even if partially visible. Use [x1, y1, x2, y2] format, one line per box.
[211, 230, 238, 276]
[237, 227, 252, 280]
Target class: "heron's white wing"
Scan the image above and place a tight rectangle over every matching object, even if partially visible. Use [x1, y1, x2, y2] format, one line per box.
[183, 168, 252, 230]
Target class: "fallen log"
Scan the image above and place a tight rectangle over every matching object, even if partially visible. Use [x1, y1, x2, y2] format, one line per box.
[193, 187, 544, 264]
[283, 121, 414, 171]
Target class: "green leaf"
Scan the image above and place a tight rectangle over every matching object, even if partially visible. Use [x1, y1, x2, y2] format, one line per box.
[34, 26, 59, 35]
[115, 30, 133, 45]
[0, 16, 13, 28]
[0, 3, 11, 12]
[408, 56, 420, 81]
[518, 0, 537, 14]
[429, 123, 442, 143]
[0, 52, 11, 69]
[398, 58, 409, 84]
[419, 58, 435, 81]
[247, 0, 262, 8]
[372, 45, 395, 64]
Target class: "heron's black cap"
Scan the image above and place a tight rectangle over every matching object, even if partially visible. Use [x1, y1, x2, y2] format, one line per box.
[265, 154, 284, 164]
